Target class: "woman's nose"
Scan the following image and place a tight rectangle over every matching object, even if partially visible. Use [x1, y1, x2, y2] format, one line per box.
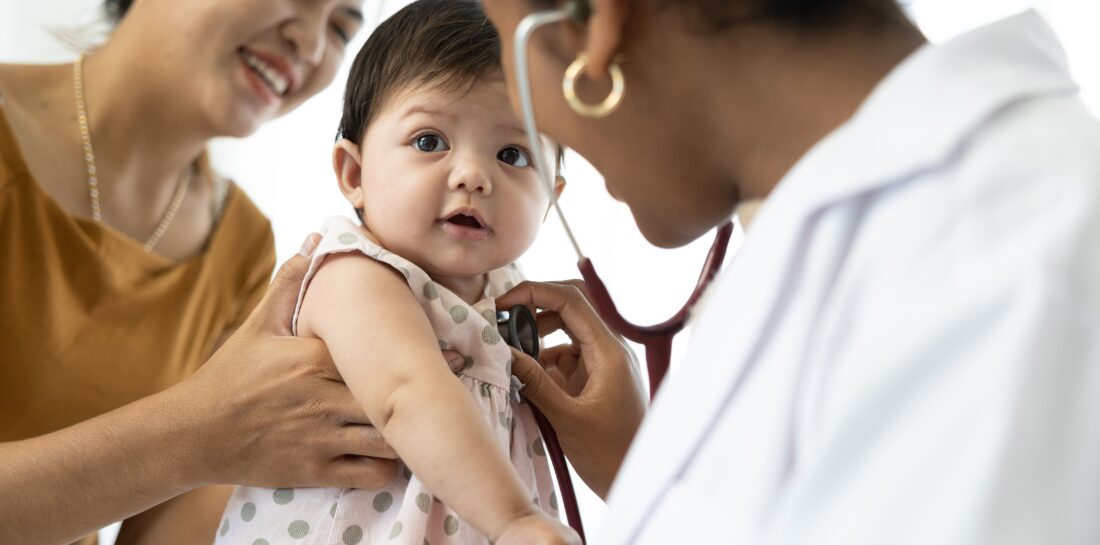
[280, 17, 326, 66]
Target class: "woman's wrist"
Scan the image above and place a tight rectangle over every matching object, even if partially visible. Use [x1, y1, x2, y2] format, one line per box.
[151, 374, 224, 490]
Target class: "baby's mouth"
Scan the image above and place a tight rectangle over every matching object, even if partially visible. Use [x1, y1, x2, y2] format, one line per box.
[445, 213, 483, 229]
[440, 209, 492, 241]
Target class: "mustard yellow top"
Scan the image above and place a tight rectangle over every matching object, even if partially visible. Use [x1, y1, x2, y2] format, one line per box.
[0, 105, 275, 451]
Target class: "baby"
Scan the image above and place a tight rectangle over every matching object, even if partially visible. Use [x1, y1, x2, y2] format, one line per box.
[214, 1, 576, 545]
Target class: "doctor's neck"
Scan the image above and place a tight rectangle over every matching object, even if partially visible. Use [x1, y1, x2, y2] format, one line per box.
[650, 8, 927, 201]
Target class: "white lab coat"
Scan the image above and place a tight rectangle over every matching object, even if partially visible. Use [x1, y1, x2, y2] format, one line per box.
[600, 11, 1100, 545]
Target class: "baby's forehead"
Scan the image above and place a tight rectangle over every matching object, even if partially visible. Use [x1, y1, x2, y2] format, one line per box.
[382, 79, 518, 127]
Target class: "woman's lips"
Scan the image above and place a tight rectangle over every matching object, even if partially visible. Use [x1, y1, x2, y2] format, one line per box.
[239, 47, 295, 95]
[239, 56, 279, 106]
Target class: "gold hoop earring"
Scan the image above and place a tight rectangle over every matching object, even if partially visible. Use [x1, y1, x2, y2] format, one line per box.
[563, 54, 625, 118]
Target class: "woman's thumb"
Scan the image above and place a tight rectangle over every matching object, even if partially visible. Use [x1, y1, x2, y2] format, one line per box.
[511, 347, 567, 419]
[251, 233, 321, 335]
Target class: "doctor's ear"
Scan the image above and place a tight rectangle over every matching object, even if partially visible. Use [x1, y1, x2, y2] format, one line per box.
[332, 139, 366, 210]
[577, 0, 629, 80]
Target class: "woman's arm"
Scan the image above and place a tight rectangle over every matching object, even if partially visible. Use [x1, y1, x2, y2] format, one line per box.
[0, 382, 210, 545]
[0, 241, 398, 544]
[299, 254, 573, 543]
[113, 486, 235, 545]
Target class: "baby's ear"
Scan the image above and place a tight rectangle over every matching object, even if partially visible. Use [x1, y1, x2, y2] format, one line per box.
[554, 175, 566, 200]
[544, 175, 567, 221]
[332, 139, 365, 209]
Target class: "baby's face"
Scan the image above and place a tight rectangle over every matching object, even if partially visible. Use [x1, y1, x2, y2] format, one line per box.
[350, 80, 554, 279]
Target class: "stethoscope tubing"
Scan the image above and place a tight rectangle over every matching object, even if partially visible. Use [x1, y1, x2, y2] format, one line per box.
[578, 222, 734, 397]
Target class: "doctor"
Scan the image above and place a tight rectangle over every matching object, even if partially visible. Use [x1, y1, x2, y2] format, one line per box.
[485, 0, 1100, 543]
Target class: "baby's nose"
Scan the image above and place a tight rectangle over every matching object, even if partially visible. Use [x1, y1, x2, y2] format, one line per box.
[448, 163, 493, 195]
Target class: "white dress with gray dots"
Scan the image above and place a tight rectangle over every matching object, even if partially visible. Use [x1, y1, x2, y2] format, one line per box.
[215, 216, 559, 545]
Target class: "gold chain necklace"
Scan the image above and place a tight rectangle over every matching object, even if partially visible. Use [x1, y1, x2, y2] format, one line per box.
[73, 55, 190, 253]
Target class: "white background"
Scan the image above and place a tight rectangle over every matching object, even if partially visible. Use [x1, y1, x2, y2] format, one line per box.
[1, 0, 1097, 542]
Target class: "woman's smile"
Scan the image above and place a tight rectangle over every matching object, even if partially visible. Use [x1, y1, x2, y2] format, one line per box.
[238, 47, 296, 106]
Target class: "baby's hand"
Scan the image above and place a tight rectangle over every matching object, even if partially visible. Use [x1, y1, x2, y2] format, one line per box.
[496, 512, 582, 545]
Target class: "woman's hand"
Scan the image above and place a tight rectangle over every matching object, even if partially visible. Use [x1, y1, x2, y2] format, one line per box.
[0, 235, 475, 545]
[172, 234, 464, 490]
[496, 512, 582, 545]
[497, 281, 647, 499]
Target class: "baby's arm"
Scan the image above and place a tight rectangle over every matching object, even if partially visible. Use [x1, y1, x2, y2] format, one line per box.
[297, 254, 560, 542]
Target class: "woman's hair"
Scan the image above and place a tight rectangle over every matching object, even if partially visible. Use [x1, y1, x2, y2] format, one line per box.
[337, 0, 501, 145]
[104, 0, 134, 25]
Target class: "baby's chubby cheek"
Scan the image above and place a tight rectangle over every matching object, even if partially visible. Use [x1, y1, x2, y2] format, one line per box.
[501, 217, 544, 257]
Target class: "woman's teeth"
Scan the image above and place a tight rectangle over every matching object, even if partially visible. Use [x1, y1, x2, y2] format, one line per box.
[241, 50, 288, 96]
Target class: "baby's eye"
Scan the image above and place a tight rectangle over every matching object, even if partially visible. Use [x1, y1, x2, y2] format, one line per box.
[497, 146, 531, 168]
[413, 133, 448, 153]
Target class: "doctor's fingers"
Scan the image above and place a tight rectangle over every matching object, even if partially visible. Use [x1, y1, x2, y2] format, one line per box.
[530, 281, 631, 348]
[539, 344, 588, 396]
[537, 306, 631, 355]
[498, 281, 615, 347]
[514, 343, 578, 392]
[534, 310, 575, 344]
[533, 311, 632, 388]
[512, 347, 572, 417]
[544, 279, 592, 302]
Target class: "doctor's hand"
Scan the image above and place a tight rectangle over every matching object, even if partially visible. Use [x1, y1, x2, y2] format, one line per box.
[171, 234, 404, 491]
[498, 281, 647, 499]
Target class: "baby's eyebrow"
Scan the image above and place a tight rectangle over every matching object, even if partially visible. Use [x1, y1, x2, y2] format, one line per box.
[399, 106, 526, 138]
[402, 106, 457, 120]
[495, 124, 526, 136]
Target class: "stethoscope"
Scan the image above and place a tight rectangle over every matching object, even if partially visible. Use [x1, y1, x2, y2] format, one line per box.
[509, 2, 734, 541]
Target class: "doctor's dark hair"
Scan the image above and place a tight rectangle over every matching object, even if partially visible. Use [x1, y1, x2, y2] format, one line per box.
[685, 0, 900, 30]
[104, 0, 133, 25]
[337, 0, 501, 146]
[533, 0, 899, 31]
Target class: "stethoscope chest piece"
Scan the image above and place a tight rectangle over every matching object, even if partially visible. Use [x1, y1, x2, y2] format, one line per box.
[497, 305, 540, 360]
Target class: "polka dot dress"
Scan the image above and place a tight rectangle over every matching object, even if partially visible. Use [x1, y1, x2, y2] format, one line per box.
[215, 216, 558, 545]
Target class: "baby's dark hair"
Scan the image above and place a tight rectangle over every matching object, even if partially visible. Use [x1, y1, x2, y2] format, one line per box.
[337, 0, 502, 146]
